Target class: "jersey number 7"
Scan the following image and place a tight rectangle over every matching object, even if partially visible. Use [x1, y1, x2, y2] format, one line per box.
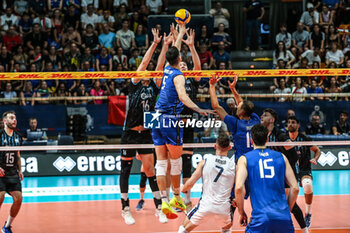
[213, 165, 224, 182]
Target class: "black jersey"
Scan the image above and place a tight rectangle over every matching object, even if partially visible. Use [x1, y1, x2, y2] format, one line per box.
[123, 79, 159, 130]
[289, 133, 312, 172]
[181, 78, 198, 116]
[0, 130, 22, 177]
[268, 126, 298, 175]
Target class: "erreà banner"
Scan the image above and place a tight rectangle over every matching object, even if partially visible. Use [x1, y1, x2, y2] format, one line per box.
[20, 147, 350, 177]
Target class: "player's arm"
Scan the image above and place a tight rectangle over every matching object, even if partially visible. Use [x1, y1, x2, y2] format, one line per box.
[182, 160, 204, 193]
[183, 29, 201, 79]
[174, 75, 214, 116]
[17, 151, 24, 181]
[283, 154, 299, 211]
[174, 23, 186, 51]
[228, 75, 242, 105]
[132, 28, 162, 84]
[155, 32, 173, 71]
[235, 156, 248, 226]
[209, 74, 228, 121]
[310, 145, 321, 165]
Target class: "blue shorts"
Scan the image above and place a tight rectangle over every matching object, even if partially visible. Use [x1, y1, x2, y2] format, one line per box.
[246, 219, 294, 233]
[152, 114, 183, 146]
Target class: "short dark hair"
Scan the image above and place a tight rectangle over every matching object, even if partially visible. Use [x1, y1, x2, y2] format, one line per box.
[166, 46, 180, 66]
[287, 115, 299, 124]
[216, 133, 230, 149]
[263, 108, 278, 122]
[340, 111, 348, 116]
[251, 124, 268, 146]
[29, 117, 37, 122]
[242, 101, 254, 117]
[2, 111, 15, 119]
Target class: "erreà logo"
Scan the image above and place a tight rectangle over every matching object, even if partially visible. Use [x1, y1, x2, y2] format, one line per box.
[53, 156, 76, 172]
[318, 152, 337, 167]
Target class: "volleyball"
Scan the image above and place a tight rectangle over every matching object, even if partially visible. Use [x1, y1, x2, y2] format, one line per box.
[174, 9, 191, 25]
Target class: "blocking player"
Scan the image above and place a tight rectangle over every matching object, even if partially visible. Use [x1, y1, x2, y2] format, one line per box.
[235, 124, 299, 233]
[0, 111, 24, 233]
[120, 28, 167, 225]
[178, 133, 235, 233]
[260, 108, 309, 233]
[152, 23, 213, 219]
[287, 115, 321, 227]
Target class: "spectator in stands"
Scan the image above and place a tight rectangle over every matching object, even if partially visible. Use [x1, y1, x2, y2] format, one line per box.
[243, 0, 264, 51]
[63, 42, 81, 71]
[211, 23, 232, 51]
[325, 24, 340, 49]
[18, 12, 33, 37]
[43, 46, 62, 71]
[33, 12, 52, 33]
[291, 77, 307, 101]
[62, 25, 82, 52]
[99, 10, 115, 32]
[98, 23, 115, 50]
[325, 76, 342, 100]
[3, 26, 22, 52]
[326, 41, 344, 66]
[51, 9, 63, 42]
[113, 46, 128, 70]
[292, 22, 309, 55]
[54, 82, 71, 105]
[300, 3, 319, 31]
[275, 23, 292, 49]
[1, 82, 17, 104]
[319, 4, 334, 29]
[307, 79, 324, 100]
[309, 24, 325, 51]
[146, 0, 162, 14]
[81, 0, 99, 12]
[273, 78, 291, 102]
[14, 0, 29, 15]
[273, 41, 296, 68]
[217, 62, 233, 94]
[300, 47, 321, 66]
[96, 47, 112, 71]
[81, 47, 96, 70]
[114, 3, 128, 27]
[306, 114, 327, 135]
[226, 98, 237, 116]
[81, 4, 99, 29]
[35, 80, 52, 104]
[20, 81, 35, 106]
[129, 10, 144, 33]
[212, 41, 232, 69]
[90, 80, 106, 104]
[24, 117, 43, 139]
[196, 25, 212, 48]
[181, 44, 192, 68]
[198, 43, 214, 69]
[25, 23, 49, 51]
[29, 0, 47, 17]
[64, 5, 80, 30]
[344, 26, 350, 55]
[0, 7, 19, 32]
[332, 111, 350, 135]
[73, 83, 90, 105]
[0, 46, 13, 72]
[82, 24, 99, 51]
[128, 48, 143, 68]
[340, 60, 350, 92]
[48, 0, 63, 11]
[13, 46, 28, 71]
[134, 24, 148, 55]
[209, 1, 230, 29]
[116, 19, 136, 55]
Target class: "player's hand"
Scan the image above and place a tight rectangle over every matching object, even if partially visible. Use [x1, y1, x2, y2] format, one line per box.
[198, 109, 215, 116]
[178, 23, 187, 35]
[163, 32, 173, 45]
[19, 171, 24, 181]
[170, 23, 179, 42]
[182, 29, 195, 47]
[228, 75, 238, 91]
[152, 28, 162, 45]
[310, 158, 317, 165]
[209, 73, 222, 86]
[239, 211, 248, 227]
[0, 168, 4, 177]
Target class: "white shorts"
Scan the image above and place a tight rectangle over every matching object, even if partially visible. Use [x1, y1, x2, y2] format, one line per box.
[187, 199, 233, 227]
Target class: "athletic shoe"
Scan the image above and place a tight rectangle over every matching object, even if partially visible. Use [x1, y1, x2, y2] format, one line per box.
[136, 199, 145, 211]
[155, 208, 168, 223]
[184, 202, 193, 214]
[122, 207, 135, 225]
[169, 196, 186, 211]
[305, 213, 312, 228]
[161, 201, 178, 219]
[1, 222, 12, 233]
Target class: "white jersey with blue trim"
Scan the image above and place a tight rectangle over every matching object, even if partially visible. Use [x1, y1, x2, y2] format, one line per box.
[201, 154, 235, 207]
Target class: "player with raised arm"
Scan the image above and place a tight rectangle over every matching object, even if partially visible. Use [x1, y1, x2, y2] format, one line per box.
[0, 111, 24, 233]
[235, 124, 299, 233]
[287, 115, 321, 228]
[178, 133, 235, 233]
[152, 23, 214, 220]
[120, 28, 167, 225]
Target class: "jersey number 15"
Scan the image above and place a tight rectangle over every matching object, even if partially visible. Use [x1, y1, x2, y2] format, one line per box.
[259, 158, 275, 179]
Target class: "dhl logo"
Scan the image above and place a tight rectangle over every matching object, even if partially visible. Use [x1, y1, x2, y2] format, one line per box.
[84, 73, 108, 78]
[244, 71, 270, 76]
[276, 70, 299, 75]
[51, 73, 73, 78]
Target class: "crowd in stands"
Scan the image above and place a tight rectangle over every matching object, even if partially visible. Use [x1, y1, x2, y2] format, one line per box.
[271, 0, 350, 101]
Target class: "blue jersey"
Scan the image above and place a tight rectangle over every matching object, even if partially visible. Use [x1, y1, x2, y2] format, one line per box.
[245, 148, 292, 222]
[156, 65, 184, 114]
[224, 113, 260, 160]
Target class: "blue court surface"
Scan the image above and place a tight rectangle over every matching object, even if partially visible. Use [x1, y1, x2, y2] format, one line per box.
[6, 170, 350, 204]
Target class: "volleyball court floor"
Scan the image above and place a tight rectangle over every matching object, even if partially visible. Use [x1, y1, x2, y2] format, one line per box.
[1, 170, 349, 233]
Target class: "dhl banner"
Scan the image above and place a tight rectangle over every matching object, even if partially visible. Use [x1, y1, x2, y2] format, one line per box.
[0, 69, 349, 80]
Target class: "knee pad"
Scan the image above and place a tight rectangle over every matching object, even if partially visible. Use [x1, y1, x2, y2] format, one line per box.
[121, 160, 133, 174]
[302, 178, 313, 194]
[182, 154, 192, 178]
[156, 160, 168, 176]
[170, 157, 182, 176]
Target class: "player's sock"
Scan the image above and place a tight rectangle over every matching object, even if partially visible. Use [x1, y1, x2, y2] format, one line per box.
[160, 190, 168, 202]
[292, 203, 307, 229]
[184, 192, 191, 204]
[148, 175, 162, 207]
[120, 159, 133, 210]
[5, 216, 14, 228]
[301, 227, 309, 233]
[305, 204, 312, 214]
[177, 225, 188, 233]
[166, 188, 170, 199]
